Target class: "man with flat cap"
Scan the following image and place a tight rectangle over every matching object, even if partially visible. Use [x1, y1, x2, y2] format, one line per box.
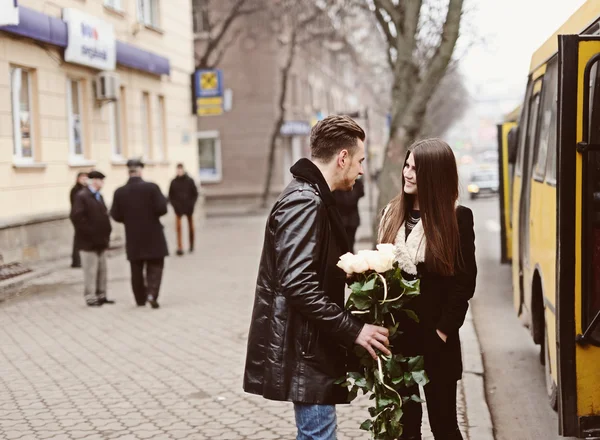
[70, 170, 115, 307]
[111, 159, 168, 309]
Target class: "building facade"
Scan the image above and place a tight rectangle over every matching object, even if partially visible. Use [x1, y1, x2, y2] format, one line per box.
[0, 0, 197, 264]
[192, 4, 389, 207]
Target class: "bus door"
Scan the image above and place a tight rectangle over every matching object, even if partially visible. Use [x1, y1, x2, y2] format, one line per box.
[557, 34, 600, 438]
[497, 121, 518, 264]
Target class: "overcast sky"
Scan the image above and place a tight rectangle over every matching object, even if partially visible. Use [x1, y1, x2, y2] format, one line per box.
[448, 0, 588, 147]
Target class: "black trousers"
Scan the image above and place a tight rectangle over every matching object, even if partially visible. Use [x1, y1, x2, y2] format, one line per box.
[130, 259, 164, 305]
[400, 376, 463, 440]
[71, 233, 81, 267]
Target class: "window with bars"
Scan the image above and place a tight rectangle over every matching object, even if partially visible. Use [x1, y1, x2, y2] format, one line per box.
[192, 0, 210, 34]
[104, 0, 122, 11]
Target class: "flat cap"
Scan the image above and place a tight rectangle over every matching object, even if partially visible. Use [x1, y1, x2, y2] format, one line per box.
[87, 170, 106, 179]
[126, 158, 145, 168]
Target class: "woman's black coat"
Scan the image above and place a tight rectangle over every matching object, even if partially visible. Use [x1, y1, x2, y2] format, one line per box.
[393, 206, 477, 381]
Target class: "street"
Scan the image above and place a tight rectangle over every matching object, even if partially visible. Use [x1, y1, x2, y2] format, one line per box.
[466, 195, 575, 440]
[0, 213, 468, 440]
[0, 188, 573, 440]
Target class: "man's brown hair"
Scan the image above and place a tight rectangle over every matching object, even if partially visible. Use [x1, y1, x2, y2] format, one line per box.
[310, 115, 365, 161]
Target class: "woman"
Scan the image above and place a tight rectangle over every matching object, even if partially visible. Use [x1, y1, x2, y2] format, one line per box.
[378, 138, 477, 440]
[69, 172, 88, 268]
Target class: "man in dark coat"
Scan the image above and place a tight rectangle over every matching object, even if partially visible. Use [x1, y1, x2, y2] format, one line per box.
[244, 116, 390, 439]
[111, 159, 168, 309]
[168, 163, 199, 256]
[70, 170, 114, 307]
[333, 177, 365, 253]
[69, 172, 88, 268]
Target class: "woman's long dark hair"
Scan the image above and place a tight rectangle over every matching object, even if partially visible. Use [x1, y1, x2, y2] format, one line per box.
[378, 138, 460, 276]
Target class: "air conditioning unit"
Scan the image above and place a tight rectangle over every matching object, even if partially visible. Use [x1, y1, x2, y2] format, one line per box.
[95, 72, 119, 102]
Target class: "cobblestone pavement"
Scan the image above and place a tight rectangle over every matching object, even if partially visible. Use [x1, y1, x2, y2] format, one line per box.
[0, 215, 468, 439]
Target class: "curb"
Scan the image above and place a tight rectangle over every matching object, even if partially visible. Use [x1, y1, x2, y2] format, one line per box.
[460, 309, 495, 440]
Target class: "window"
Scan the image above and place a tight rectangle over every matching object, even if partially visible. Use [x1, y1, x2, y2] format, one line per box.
[67, 79, 85, 159]
[197, 131, 221, 182]
[155, 95, 166, 161]
[141, 92, 152, 160]
[104, 0, 122, 11]
[108, 98, 122, 158]
[533, 61, 558, 181]
[192, 0, 210, 34]
[515, 82, 533, 177]
[10, 67, 35, 162]
[138, 0, 160, 27]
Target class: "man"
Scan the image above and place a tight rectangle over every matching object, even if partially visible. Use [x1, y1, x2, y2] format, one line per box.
[70, 170, 114, 307]
[168, 163, 199, 256]
[111, 159, 168, 309]
[69, 171, 88, 268]
[333, 176, 365, 253]
[243, 115, 390, 439]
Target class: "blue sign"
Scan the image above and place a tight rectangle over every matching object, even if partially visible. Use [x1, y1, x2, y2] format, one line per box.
[195, 69, 223, 98]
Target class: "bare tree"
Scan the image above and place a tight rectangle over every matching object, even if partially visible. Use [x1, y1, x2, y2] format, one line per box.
[194, 0, 261, 69]
[260, 0, 343, 207]
[366, 0, 465, 212]
[421, 68, 469, 137]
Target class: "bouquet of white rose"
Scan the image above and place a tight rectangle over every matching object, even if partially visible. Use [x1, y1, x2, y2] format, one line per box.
[336, 244, 428, 440]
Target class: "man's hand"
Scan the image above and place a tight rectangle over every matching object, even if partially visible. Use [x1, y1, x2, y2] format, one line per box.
[355, 324, 390, 360]
[436, 329, 448, 343]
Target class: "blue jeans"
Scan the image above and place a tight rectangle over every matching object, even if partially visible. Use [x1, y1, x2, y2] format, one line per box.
[294, 403, 337, 440]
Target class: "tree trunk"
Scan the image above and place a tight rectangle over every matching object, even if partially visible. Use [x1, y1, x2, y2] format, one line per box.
[260, 32, 298, 208]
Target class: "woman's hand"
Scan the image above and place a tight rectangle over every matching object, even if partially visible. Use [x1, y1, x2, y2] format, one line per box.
[436, 329, 448, 343]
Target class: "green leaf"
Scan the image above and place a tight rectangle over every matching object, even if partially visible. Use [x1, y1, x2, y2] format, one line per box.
[412, 371, 428, 386]
[404, 372, 415, 387]
[361, 277, 377, 292]
[352, 295, 372, 310]
[408, 355, 425, 372]
[404, 309, 420, 323]
[348, 386, 359, 402]
[411, 394, 426, 403]
[359, 419, 373, 431]
[350, 281, 363, 294]
[391, 376, 404, 385]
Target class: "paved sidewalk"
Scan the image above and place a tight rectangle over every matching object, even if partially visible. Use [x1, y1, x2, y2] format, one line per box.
[0, 215, 476, 440]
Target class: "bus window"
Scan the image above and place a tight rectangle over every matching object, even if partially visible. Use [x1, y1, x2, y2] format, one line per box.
[534, 61, 558, 181]
[586, 59, 600, 341]
[515, 81, 534, 177]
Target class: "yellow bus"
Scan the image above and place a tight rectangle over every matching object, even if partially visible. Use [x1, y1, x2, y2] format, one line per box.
[499, 1, 600, 437]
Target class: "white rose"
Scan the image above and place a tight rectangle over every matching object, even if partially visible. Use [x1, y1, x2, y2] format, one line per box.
[376, 243, 395, 256]
[348, 253, 370, 274]
[359, 249, 395, 273]
[337, 252, 356, 274]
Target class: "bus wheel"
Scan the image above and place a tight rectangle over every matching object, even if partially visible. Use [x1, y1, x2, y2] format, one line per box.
[544, 323, 558, 411]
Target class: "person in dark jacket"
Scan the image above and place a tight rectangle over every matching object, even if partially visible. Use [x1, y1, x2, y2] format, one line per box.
[168, 163, 199, 256]
[333, 177, 365, 253]
[378, 139, 477, 440]
[70, 170, 115, 307]
[69, 172, 88, 268]
[111, 159, 168, 309]
[244, 115, 391, 440]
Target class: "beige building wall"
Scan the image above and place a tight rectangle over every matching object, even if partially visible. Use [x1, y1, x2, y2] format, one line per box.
[0, 0, 197, 263]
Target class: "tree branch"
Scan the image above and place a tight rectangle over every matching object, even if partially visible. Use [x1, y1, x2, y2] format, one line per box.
[208, 28, 244, 68]
[403, 0, 463, 131]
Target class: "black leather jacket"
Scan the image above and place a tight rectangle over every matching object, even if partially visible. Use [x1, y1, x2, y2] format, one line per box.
[244, 159, 364, 404]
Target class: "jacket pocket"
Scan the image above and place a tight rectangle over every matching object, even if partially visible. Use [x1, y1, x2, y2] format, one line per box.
[301, 321, 319, 358]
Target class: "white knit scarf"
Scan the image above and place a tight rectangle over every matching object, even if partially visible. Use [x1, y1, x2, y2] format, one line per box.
[393, 219, 426, 276]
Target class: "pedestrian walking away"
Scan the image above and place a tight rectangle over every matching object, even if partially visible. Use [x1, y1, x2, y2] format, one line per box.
[69, 171, 88, 268]
[244, 115, 391, 440]
[168, 163, 199, 256]
[70, 170, 115, 307]
[378, 139, 477, 440]
[111, 159, 169, 309]
[333, 176, 365, 253]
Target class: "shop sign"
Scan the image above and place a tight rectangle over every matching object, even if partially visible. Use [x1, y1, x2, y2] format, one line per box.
[63, 8, 116, 71]
[0, 0, 19, 26]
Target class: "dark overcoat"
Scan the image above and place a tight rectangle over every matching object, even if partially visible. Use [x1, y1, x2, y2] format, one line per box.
[110, 177, 169, 261]
[168, 174, 198, 216]
[393, 205, 477, 381]
[70, 188, 112, 252]
[243, 159, 364, 405]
